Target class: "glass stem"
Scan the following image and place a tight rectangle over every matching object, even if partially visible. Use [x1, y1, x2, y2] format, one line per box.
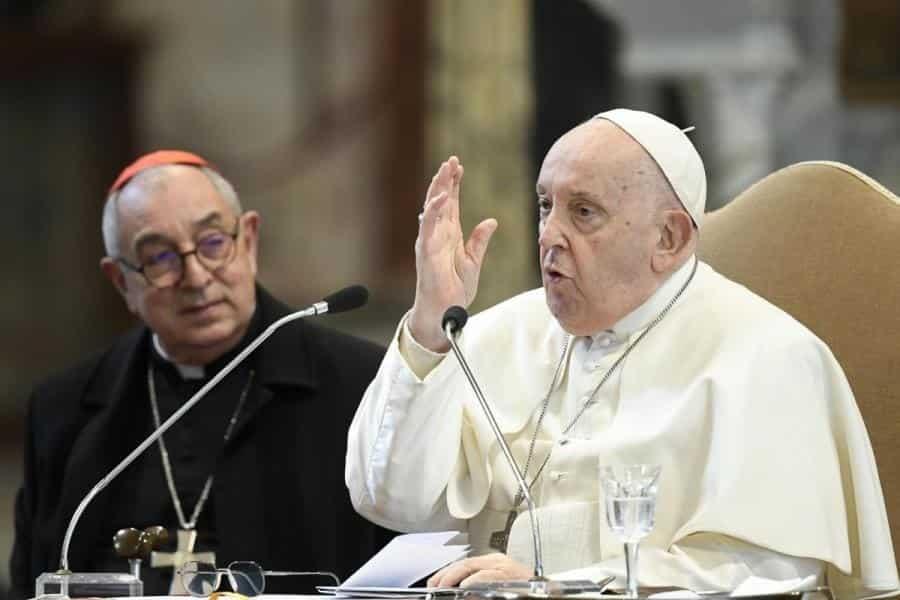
[624, 541, 640, 598]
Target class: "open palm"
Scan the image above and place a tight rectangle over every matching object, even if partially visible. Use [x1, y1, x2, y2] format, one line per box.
[409, 156, 497, 351]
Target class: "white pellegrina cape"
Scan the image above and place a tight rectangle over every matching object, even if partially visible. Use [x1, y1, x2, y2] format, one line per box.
[347, 260, 897, 599]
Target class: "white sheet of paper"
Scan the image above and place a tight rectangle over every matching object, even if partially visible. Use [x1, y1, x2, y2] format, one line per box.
[339, 531, 469, 589]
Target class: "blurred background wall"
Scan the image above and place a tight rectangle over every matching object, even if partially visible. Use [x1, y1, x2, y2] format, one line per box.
[0, 0, 898, 595]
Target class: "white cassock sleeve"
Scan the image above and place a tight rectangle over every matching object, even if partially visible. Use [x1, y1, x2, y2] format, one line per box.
[346, 317, 465, 532]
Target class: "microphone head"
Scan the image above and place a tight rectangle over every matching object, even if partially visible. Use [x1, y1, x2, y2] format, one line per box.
[442, 305, 469, 334]
[323, 285, 369, 314]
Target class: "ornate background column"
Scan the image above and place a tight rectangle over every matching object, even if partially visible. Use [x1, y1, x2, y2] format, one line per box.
[427, 0, 537, 312]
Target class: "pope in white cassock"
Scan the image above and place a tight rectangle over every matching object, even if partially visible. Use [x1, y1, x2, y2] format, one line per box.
[345, 109, 899, 599]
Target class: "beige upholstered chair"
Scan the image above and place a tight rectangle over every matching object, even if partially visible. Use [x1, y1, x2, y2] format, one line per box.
[697, 160, 900, 572]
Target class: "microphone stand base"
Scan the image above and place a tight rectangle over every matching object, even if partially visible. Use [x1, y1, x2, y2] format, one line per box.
[35, 570, 143, 600]
[462, 577, 614, 599]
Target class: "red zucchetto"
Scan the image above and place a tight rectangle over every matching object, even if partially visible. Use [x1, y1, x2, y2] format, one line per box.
[109, 150, 213, 193]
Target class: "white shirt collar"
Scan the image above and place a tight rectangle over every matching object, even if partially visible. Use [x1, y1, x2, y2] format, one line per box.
[590, 255, 697, 345]
[152, 334, 205, 380]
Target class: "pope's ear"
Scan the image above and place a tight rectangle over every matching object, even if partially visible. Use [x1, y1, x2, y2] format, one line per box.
[651, 209, 694, 273]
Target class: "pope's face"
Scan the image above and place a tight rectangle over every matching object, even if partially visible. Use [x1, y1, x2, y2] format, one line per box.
[537, 121, 665, 336]
[103, 166, 260, 365]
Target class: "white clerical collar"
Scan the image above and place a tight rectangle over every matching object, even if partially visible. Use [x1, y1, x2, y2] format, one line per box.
[590, 255, 697, 345]
[152, 334, 205, 380]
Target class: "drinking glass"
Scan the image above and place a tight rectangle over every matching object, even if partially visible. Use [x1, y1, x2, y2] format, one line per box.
[599, 464, 662, 599]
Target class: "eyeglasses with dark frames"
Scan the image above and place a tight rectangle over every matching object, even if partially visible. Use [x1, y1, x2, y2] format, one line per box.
[117, 222, 241, 288]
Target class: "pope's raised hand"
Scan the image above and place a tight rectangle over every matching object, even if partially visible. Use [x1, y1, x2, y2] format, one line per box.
[408, 156, 498, 352]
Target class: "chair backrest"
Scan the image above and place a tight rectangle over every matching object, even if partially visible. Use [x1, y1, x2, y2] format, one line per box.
[697, 160, 900, 570]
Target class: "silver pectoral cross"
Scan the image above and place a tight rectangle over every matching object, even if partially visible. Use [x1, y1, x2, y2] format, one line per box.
[150, 529, 216, 595]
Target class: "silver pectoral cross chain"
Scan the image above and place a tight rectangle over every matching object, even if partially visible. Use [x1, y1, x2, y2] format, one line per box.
[487, 259, 698, 553]
[487, 336, 571, 554]
[146, 365, 256, 593]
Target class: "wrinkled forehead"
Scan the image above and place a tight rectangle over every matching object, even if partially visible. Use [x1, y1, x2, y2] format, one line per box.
[536, 120, 651, 192]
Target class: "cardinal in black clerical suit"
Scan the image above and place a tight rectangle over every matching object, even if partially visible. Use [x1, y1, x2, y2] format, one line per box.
[9, 151, 394, 599]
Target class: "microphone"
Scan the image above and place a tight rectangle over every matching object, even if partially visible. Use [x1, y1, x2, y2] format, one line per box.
[48, 285, 370, 593]
[441, 306, 613, 597]
[322, 284, 368, 314]
[441, 305, 468, 334]
[441, 306, 546, 582]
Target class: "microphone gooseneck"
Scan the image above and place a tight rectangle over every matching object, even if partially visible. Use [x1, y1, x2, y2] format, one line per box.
[440, 306, 546, 581]
[58, 285, 369, 573]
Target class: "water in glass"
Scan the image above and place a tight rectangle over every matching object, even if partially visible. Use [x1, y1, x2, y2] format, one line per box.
[606, 495, 656, 543]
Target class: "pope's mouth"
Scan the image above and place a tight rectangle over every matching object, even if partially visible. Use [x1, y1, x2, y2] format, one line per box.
[543, 266, 569, 284]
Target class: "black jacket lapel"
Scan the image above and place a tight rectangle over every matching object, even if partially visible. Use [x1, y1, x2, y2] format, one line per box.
[214, 287, 320, 568]
[226, 287, 317, 443]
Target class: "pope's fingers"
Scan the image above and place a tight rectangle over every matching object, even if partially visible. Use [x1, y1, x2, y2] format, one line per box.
[433, 554, 517, 587]
[426, 570, 443, 588]
[465, 218, 498, 265]
[429, 158, 457, 198]
[419, 191, 451, 234]
[459, 569, 508, 588]
[427, 557, 482, 588]
[446, 155, 461, 179]
[446, 158, 463, 222]
[426, 565, 457, 588]
[423, 186, 449, 216]
[448, 157, 462, 185]
[423, 161, 450, 209]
